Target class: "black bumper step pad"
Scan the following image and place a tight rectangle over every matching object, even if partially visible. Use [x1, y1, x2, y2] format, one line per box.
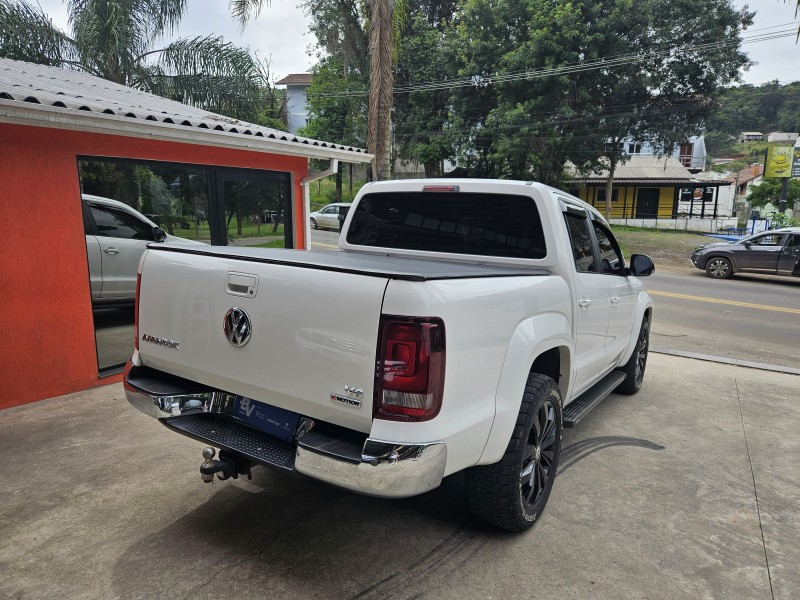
[563, 371, 627, 428]
[165, 414, 296, 471]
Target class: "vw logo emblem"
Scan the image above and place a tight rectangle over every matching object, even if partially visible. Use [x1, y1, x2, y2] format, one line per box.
[223, 307, 252, 347]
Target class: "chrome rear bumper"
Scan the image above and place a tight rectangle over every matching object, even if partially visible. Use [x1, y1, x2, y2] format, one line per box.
[124, 362, 447, 498]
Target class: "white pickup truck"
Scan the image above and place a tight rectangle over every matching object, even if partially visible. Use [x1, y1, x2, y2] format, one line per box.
[125, 179, 654, 531]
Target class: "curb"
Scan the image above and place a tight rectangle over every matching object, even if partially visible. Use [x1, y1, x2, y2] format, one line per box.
[651, 347, 800, 376]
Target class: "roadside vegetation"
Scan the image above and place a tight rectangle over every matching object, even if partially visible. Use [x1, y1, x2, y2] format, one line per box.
[613, 226, 708, 269]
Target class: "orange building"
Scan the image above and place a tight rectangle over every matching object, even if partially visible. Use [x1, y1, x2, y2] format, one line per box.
[0, 58, 371, 408]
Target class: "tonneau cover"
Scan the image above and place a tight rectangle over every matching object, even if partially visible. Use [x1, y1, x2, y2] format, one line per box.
[148, 245, 550, 282]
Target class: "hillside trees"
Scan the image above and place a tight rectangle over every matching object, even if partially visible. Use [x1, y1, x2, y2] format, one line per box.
[705, 81, 800, 154]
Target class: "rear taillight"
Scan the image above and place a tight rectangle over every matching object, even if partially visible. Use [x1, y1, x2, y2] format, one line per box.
[134, 272, 141, 351]
[375, 316, 445, 422]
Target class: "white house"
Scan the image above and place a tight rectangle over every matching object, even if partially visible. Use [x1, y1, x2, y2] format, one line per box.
[766, 132, 799, 143]
[622, 135, 707, 172]
[275, 73, 312, 134]
[739, 131, 764, 143]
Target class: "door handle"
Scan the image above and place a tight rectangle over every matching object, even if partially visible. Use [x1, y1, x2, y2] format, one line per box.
[578, 298, 592, 308]
[103, 247, 119, 255]
[611, 296, 620, 305]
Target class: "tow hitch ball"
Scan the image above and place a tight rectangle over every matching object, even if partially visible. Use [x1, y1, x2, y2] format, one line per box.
[200, 447, 252, 483]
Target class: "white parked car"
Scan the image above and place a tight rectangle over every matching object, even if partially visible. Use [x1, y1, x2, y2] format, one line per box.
[309, 202, 352, 230]
[83, 194, 199, 305]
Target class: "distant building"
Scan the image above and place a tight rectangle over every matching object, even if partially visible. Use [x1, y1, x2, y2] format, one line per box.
[569, 156, 728, 219]
[275, 73, 313, 134]
[730, 164, 765, 198]
[738, 131, 764, 143]
[621, 135, 706, 172]
[766, 132, 799, 143]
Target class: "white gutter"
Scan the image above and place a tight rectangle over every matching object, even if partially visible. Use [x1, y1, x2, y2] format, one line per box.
[301, 159, 339, 251]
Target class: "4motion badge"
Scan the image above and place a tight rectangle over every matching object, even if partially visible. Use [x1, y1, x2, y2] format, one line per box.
[330, 385, 364, 408]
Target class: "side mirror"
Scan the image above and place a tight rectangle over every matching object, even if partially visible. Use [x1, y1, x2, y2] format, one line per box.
[628, 254, 655, 277]
[153, 226, 167, 242]
[743, 241, 751, 248]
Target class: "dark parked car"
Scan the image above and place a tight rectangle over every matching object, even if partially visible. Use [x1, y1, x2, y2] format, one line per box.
[691, 227, 800, 279]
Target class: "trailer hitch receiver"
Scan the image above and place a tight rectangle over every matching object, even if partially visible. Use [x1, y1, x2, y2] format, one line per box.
[200, 447, 252, 482]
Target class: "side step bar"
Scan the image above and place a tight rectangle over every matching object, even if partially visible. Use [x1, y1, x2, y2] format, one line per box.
[563, 371, 627, 428]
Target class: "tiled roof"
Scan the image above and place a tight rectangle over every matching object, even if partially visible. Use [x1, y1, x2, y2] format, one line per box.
[572, 156, 695, 183]
[730, 164, 764, 185]
[275, 74, 313, 86]
[0, 58, 368, 160]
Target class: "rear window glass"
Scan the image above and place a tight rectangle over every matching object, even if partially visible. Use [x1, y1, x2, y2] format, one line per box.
[346, 192, 547, 259]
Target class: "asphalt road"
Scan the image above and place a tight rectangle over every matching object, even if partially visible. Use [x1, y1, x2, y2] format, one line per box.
[645, 269, 800, 370]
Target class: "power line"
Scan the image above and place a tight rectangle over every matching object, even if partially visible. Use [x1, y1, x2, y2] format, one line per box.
[307, 27, 798, 99]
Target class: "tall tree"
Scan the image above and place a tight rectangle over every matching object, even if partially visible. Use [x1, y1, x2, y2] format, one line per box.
[233, 0, 406, 180]
[0, 0, 272, 121]
[449, 0, 752, 216]
[394, 0, 458, 176]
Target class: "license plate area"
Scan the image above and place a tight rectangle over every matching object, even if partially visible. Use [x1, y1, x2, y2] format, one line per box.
[233, 395, 300, 443]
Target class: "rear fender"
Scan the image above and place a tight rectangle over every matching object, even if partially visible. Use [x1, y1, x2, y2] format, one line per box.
[478, 313, 572, 465]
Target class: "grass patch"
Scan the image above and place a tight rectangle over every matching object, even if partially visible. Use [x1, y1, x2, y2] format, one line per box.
[248, 239, 289, 249]
[612, 225, 710, 266]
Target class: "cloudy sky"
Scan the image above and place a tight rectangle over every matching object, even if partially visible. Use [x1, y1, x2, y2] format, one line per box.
[35, 0, 800, 85]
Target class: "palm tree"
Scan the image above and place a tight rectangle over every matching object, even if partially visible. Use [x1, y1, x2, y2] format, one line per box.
[0, 0, 269, 121]
[230, 0, 405, 180]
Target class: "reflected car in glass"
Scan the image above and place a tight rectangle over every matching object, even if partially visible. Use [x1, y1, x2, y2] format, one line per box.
[309, 202, 352, 230]
[83, 194, 201, 304]
[690, 227, 800, 279]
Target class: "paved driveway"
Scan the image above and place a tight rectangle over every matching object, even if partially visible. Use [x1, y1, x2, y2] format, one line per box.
[1, 353, 798, 599]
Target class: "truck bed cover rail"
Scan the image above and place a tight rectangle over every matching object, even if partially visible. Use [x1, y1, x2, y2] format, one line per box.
[147, 244, 550, 281]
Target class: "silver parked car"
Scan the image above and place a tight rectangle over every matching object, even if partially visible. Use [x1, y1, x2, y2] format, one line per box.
[83, 194, 200, 304]
[691, 227, 800, 279]
[309, 202, 352, 230]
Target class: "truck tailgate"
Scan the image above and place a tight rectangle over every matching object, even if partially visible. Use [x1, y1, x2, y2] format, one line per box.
[137, 248, 388, 433]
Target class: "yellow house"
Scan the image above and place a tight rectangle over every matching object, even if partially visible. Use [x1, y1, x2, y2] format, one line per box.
[567, 156, 727, 220]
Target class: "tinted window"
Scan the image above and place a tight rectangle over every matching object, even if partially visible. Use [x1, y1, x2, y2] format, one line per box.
[564, 213, 595, 273]
[346, 192, 547, 259]
[592, 221, 625, 275]
[88, 204, 153, 240]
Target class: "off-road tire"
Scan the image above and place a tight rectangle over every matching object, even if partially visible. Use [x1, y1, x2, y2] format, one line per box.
[615, 315, 650, 395]
[465, 374, 562, 532]
[705, 257, 732, 279]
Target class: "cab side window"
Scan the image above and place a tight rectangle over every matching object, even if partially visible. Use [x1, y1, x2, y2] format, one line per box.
[752, 233, 783, 246]
[592, 221, 625, 275]
[89, 204, 154, 240]
[564, 213, 595, 273]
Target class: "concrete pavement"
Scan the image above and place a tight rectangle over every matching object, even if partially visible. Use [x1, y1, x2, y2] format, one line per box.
[1, 353, 798, 599]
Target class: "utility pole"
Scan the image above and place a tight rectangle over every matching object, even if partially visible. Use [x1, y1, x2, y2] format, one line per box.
[779, 177, 788, 213]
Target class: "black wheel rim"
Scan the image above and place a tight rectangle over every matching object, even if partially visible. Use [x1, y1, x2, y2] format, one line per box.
[520, 400, 557, 508]
[634, 319, 649, 385]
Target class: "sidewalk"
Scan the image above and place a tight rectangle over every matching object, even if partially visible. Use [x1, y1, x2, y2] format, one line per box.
[1, 353, 798, 599]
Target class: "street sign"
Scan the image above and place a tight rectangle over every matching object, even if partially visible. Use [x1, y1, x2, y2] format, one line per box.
[791, 147, 800, 178]
[765, 146, 793, 178]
